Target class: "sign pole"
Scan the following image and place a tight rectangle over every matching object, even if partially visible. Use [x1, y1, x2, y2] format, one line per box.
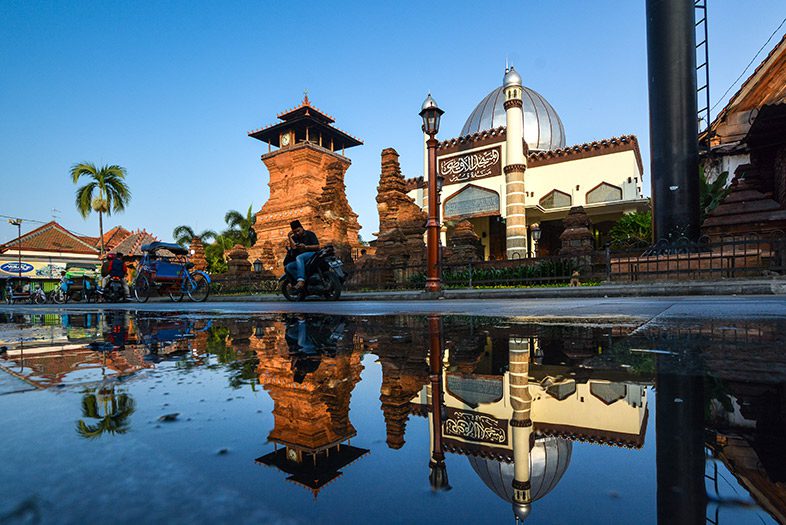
[8, 219, 22, 278]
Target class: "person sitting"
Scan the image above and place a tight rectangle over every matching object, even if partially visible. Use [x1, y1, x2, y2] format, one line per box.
[284, 220, 319, 290]
[101, 252, 130, 298]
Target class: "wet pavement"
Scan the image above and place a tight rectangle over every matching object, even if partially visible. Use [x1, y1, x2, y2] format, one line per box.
[0, 302, 785, 524]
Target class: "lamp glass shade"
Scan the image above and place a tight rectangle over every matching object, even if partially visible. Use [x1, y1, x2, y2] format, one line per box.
[253, 259, 263, 272]
[532, 225, 542, 241]
[419, 95, 444, 135]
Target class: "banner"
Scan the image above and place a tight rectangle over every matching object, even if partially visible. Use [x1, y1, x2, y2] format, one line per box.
[0, 260, 68, 279]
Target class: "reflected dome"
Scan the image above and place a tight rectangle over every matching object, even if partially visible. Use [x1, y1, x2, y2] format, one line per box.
[460, 86, 566, 151]
[468, 436, 572, 512]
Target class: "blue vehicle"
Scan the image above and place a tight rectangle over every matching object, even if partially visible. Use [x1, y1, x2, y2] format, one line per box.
[132, 242, 210, 302]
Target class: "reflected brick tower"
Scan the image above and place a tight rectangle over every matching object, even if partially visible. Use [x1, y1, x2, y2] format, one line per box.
[247, 94, 364, 272]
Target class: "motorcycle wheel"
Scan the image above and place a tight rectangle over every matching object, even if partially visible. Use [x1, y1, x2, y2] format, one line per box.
[51, 289, 65, 304]
[281, 280, 304, 302]
[324, 273, 342, 301]
[134, 275, 151, 303]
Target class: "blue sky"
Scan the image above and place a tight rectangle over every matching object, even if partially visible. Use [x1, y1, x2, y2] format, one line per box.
[1, 1, 784, 243]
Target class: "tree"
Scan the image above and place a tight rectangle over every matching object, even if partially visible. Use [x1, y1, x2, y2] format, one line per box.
[223, 205, 257, 247]
[76, 387, 135, 439]
[609, 210, 653, 249]
[699, 168, 731, 224]
[71, 162, 131, 255]
[172, 225, 217, 247]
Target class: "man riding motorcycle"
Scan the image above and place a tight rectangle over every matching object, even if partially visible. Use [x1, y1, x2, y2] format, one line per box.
[100, 252, 130, 299]
[285, 220, 319, 290]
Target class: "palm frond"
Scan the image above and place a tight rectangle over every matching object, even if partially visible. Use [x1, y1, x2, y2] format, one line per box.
[75, 182, 98, 218]
[70, 162, 98, 184]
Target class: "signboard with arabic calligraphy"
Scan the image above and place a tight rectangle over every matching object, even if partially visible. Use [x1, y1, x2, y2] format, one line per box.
[444, 186, 500, 219]
[444, 408, 508, 445]
[439, 146, 502, 184]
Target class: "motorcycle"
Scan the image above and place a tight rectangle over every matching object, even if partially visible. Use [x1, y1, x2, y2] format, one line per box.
[279, 245, 345, 301]
[97, 276, 127, 303]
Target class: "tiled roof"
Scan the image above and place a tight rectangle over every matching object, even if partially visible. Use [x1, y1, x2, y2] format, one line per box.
[109, 230, 159, 257]
[711, 33, 786, 131]
[102, 226, 132, 250]
[528, 134, 643, 175]
[0, 221, 99, 255]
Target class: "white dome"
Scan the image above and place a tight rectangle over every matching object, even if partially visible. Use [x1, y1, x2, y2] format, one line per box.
[468, 436, 572, 516]
[460, 85, 566, 151]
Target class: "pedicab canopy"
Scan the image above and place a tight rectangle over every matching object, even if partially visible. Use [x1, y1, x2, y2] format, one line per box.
[140, 242, 188, 256]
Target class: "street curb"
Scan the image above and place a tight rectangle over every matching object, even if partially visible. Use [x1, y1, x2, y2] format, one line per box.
[210, 278, 786, 302]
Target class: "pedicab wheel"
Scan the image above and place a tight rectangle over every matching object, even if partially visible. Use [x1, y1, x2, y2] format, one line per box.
[281, 280, 304, 302]
[33, 292, 46, 305]
[134, 275, 151, 303]
[168, 291, 184, 302]
[187, 272, 210, 302]
[325, 273, 342, 301]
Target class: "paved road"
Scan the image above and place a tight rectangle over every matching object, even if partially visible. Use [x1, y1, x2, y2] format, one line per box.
[1, 295, 784, 322]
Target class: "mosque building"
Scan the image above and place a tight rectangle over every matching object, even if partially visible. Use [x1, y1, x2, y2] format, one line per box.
[407, 67, 649, 259]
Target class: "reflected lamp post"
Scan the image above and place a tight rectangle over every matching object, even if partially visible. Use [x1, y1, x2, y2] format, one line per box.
[8, 218, 22, 278]
[420, 94, 444, 293]
[531, 223, 541, 258]
[428, 314, 450, 490]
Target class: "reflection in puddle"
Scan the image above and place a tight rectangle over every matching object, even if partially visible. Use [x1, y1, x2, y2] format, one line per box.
[0, 311, 783, 523]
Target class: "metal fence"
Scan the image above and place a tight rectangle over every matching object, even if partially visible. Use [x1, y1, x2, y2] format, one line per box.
[608, 232, 786, 282]
[209, 232, 786, 294]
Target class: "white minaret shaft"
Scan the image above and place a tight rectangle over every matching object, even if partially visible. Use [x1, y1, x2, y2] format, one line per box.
[503, 66, 528, 260]
[509, 336, 532, 520]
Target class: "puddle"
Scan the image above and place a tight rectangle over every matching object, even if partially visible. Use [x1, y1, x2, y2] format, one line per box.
[0, 310, 783, 524]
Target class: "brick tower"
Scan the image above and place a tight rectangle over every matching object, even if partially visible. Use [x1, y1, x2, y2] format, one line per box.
[247, 94, 363, 272]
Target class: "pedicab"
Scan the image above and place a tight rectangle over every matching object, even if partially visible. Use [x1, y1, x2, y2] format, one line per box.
[132, 242, 210, 303]
[3, 276, 47, 304]
[51, 263, 99, 303]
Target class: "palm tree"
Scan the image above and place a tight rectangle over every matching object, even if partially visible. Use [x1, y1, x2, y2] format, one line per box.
[71, 162, 131, 255]
[76, 387, 136, 439]
[173, 225, 217, 247]
[223, 205, 257, 247]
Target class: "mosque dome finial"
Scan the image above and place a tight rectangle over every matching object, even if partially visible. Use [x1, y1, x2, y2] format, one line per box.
[503, 65, 522, 88]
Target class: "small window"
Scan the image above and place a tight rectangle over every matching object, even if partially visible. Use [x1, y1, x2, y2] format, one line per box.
[539, 189, 572, 209]
[586, 182, 623, 204]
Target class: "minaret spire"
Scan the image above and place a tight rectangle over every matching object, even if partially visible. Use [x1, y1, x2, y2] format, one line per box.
[502, 65, 528, 259]
[509, 336, 533, 521]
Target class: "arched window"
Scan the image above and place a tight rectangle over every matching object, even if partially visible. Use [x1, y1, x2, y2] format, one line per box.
[539, 189, 572, 209]
[586, 182, 622, 204]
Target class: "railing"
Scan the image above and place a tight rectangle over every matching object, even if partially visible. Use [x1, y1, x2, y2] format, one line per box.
[609, 232, 786, 282]
[208, 232, 786, 294]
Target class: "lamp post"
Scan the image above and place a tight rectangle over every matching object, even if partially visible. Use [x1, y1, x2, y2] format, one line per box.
[428, 314, 450, 490]
[420, 94, 444, 293]
[530, 223, 541, 258]
[253, 259, 263, 273]
[8, 219, 22, 278]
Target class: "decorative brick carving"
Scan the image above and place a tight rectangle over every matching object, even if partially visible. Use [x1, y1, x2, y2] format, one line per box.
[559, 206, 594, 257]
[374, 148, 427, 270]
[247, 144, 362, 272]
[189, 237, 207, 272]
[445, 220, 484, 264]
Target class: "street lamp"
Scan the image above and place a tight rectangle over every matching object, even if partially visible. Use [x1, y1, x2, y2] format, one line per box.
[531, 223, 541, 258]
[8, 219, 22, 278]
[427, 315, 450, 490]
[420, 93, 445, 293]
[253, 259, 263, 273]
